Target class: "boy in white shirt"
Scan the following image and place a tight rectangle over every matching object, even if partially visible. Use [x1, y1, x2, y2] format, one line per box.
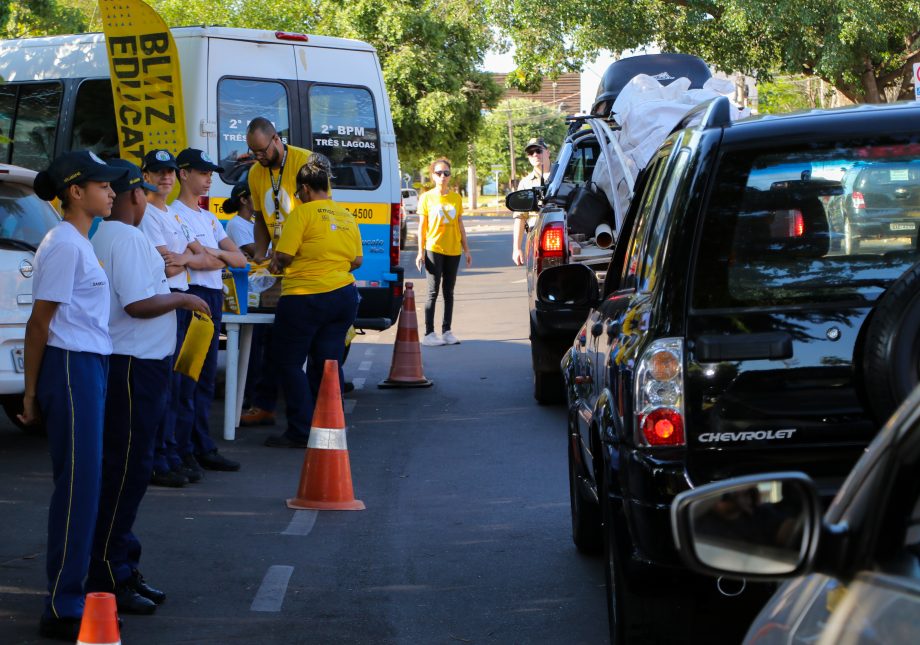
[88, 159, 210, 614]
[171, 148, 247, 472]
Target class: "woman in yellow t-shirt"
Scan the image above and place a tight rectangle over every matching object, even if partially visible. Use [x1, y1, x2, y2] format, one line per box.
[264, 154, 363, 448]
[414, 157, 471, 346]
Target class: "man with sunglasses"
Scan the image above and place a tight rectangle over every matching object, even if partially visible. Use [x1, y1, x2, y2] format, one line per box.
[512, 137, 552, 266]
[241, 117, 314, 427]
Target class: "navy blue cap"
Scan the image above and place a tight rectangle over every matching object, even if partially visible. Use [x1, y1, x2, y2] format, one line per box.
[108, 158, 157, 194]
[33, 151, 128, 201]
[142, 149, 178, 172]
[222, 181, 251, 214]
[176, 148, 223, 173]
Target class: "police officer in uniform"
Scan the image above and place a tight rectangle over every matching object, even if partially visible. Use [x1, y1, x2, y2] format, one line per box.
[512, 137, 552, 266]
[23, 151, 126, 641]
[87, 159, 211, 614]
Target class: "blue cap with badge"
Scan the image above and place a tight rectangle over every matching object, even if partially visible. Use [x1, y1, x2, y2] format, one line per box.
[142, 149, 179, 172]
[33, 151, 128, 201]
[176, 148, 224, 173]
[108, 158, 157, 194]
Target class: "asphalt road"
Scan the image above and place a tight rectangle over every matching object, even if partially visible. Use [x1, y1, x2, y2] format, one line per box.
[0, 218, 612, 644]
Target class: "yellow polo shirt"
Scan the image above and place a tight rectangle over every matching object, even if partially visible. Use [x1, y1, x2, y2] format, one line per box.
[275, 199, 362, 296]
[247, 144, 311, 244]
[418, 189, 463, 256]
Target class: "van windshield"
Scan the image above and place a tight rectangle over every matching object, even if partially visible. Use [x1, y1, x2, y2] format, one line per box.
[0, 183, 60, 249]
[693, 141, 920, 309]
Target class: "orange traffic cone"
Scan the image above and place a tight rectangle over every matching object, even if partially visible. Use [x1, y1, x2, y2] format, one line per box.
[378, 282, 433, 388]
[287, 359, 365, 511]
[77, 592, 120, 645]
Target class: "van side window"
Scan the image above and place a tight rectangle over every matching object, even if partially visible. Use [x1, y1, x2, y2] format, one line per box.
[217, 78, 291, 185]
[71, 80, 119, 160]
[0, 83, 63, 170]
[70, 78, 118, 159]
[309, 85, 381, 189]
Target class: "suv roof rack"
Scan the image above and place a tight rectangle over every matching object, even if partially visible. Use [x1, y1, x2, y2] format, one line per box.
[670, 95, 732, 135]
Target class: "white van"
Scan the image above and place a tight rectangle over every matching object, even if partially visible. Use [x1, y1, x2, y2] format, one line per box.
[0, 164, 60, 430]
[0, 27, 405, 329]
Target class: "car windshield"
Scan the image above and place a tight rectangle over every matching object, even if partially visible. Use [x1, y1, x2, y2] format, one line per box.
[0, 182, 60, 249]
[693, 141, 920, 309]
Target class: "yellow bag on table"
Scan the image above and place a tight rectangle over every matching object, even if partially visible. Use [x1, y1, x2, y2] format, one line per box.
[174, 311, 214, 381]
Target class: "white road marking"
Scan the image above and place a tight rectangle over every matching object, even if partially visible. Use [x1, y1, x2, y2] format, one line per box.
[344, 400, 357, 414]
[352, 377, 366, 390]
[358, 360, 372, 371]
[282, 511, 318, 536]
[250, 565, 294, 612]
[512, 278, 527, 284]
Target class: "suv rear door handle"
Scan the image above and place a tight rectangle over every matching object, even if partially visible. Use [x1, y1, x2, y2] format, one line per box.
[694, 332, 793, 361]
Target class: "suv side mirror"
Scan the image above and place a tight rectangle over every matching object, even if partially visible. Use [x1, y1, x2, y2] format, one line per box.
[671, 473, 821, 580]
[536, 264, 599, 307]
[505, 189, 538, 212]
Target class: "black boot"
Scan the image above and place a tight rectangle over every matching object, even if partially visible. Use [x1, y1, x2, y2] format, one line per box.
[131, 570, 166, 605]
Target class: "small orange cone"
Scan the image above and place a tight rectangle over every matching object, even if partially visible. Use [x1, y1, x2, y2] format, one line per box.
[287, 359, 365, 511]
[77, 592, 120, 645]
[378, 282, 433, 388]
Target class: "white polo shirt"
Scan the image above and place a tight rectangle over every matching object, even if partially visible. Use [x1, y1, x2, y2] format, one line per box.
[139, 202, 193, 291]
[225, 214, 254, 248]
[33, 221, 112, 355]
[171, 200, 228, 290]
[91, 221, 177, 360]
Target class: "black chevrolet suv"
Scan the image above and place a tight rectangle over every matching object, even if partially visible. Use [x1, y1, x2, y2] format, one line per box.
[545, 98, 920, 642]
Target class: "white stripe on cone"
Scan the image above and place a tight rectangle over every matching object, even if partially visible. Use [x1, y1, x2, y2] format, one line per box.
[307, 427, 348, 450]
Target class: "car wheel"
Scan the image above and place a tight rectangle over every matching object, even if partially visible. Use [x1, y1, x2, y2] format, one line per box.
[534, 370, 564, 405]
[568, 429, 602, 553]
[844, 218, 860, 254]
[862, 261, 920, 423]
[1, 395, 46, 436]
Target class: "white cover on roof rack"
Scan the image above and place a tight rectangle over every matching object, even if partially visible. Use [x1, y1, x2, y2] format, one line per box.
[593, 75, 751, 229]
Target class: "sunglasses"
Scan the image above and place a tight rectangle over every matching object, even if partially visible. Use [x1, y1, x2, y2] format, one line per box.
[433, 170, 451, 177]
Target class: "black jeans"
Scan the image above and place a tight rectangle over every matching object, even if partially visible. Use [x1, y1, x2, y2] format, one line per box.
[424, 250, 461, 335]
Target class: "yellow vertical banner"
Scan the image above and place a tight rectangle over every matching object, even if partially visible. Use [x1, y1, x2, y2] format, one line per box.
[98, 0, 187, 167]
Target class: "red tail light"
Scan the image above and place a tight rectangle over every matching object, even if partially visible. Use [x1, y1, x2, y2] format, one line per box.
[641, 408, 685, 446]
[198, 196, 210, 211]
[793, 210, 804, 236]
[537, 222, 565, 273]
[275, 31, 309, 42]
[390, 203, 401, 268]
[851, 191, 865, 209]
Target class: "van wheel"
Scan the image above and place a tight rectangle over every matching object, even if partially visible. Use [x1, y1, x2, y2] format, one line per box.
[844, 218, 860, 254]
[863, 261, 920, 423]
[568, 431, 602, 553]
[1, 396, 46, 436]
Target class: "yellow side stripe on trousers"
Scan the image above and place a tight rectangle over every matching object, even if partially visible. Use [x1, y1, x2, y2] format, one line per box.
[50, 351, 76, 619]
[103, 356, 133, 588]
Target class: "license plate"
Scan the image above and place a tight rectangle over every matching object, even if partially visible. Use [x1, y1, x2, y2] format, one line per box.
[11, 347, 24, 373]
[890, 222, 915, 231]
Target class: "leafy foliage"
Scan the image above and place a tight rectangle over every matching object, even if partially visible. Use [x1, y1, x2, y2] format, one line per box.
[1, 1, 88, 39]
[490, 0, 920, 103]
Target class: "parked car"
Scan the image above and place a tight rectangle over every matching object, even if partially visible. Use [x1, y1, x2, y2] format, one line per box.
[400, 188, 419, 249]
[672, 380, 920, 644]
[550, 99, 920, 642]
[826, 161, 920, 254]
[505, 53, 714, 404]
[0, 164, 61, 432]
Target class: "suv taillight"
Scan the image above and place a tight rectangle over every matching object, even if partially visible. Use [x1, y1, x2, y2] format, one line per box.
[851, 191, 866, 209]
[635, 338, 685, 447]
[390, 202, 401, 268]
[537, 222, 565, 272]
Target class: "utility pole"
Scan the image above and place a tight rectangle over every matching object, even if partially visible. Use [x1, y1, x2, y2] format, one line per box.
[507, 110, 517, 190]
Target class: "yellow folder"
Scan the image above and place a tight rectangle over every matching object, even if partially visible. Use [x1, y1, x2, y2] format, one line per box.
[174, 311, 214, 381]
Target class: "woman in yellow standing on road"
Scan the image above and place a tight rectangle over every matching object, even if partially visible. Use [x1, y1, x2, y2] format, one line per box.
[264, 154, 362, 449]
[414, 158, 472, 347]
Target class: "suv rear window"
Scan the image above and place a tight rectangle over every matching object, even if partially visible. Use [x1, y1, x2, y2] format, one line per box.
[693, 142, 920, 309]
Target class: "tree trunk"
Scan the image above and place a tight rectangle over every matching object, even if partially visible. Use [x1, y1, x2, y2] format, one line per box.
[861, 57, 883, 103]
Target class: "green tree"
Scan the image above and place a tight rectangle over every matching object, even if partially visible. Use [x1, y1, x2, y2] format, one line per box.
[474, 98, 566, 187]
[1, 1, 87, 39]
[489, 0, 920, 103]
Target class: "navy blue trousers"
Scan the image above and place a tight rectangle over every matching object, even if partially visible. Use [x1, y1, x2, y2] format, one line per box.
[153, 303, 189, 473]
[174, 285, 222, 457]
[88, 355, 169, 590]
[38, 347, 107, 620]
[273, 283, 358, 440]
